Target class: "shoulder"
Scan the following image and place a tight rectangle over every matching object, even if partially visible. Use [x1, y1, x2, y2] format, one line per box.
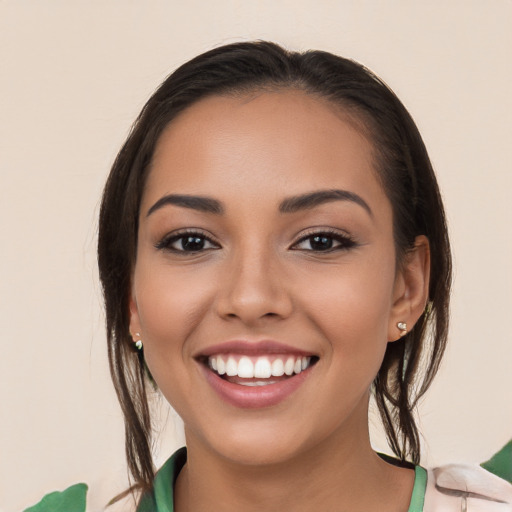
[423, 463, 512, 512]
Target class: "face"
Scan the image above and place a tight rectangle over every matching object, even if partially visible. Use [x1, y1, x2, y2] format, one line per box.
[130, 90, 415, 465]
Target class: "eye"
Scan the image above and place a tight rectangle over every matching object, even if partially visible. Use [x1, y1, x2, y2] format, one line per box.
[155, 231, 220, 253]
[291, 231, 356, 252]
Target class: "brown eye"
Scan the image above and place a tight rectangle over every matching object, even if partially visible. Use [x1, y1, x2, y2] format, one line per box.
[309, 235, 334, 251]
[179, 235, 208, 251]
[156, 231, 220, 253]
[292, 232, 356, 252]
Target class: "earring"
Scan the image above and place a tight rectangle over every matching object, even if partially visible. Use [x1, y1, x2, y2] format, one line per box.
[397, 322, 407, 337]
[131, 332, 143, 350]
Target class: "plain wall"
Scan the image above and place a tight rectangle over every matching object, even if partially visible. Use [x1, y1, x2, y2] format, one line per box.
[1, 1, 511, 510]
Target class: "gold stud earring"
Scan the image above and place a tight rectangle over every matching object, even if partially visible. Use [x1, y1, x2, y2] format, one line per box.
[397, 322, 407, 337]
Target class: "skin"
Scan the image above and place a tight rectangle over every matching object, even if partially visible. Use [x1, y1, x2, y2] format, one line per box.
[130, 90, 430, 512]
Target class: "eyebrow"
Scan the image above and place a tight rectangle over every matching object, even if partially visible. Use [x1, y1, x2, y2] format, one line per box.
[146, 188, 372, 218]
[279, 189, 373, 217]
[147, 194, 224, 217]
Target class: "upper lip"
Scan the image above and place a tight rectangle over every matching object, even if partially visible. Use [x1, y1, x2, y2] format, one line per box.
[195, 339, 316, 358]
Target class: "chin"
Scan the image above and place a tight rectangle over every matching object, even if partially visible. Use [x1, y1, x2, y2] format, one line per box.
[214, 438, 305, 467]
[187, 415, 324, 468]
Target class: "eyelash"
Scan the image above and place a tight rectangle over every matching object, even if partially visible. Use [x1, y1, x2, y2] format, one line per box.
[155, 229, 220, 253]
[155, 228, 357, 254]
[290, 229, 357, 253]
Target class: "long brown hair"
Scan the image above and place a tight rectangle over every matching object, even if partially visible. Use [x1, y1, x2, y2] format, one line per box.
[98, 40, 451, 494]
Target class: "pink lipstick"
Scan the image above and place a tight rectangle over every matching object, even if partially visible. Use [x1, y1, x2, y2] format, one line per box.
[196, 340, 317, 409]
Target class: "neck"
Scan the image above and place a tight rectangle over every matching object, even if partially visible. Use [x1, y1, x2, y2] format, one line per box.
[174, 410, 414, 512]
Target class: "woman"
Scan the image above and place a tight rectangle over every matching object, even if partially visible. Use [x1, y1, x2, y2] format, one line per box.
[27, 41, 511, 512]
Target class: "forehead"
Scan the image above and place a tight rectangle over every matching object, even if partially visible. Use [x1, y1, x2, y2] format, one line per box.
[144, 90, 387, 214]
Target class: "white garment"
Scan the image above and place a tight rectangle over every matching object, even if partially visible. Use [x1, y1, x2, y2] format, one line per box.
[424, 464, 512, 511]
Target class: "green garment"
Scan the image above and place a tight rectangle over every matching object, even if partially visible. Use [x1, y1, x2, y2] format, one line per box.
[481, 440, 512, 484]
[25, 439, 512, 511]
[137, 447, 427, 512]
[137, 447, 186, 512]
[23, 483, 87, 512]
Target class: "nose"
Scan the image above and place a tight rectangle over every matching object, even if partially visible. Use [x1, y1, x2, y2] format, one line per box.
[215, 245, 293, 325]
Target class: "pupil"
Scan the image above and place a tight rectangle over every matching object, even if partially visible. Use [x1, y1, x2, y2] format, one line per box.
[311, 235, 332, 251]
[182, 236, 204, 251]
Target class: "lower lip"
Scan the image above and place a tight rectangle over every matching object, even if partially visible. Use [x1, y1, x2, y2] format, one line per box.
[200, 364, 312, 409]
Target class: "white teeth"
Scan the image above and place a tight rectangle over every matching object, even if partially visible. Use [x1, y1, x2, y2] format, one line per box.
[238, 357, 254, 378]
[239, 380, 278, 386]
[284, 357, 295, 376]
[271, 359, 285, 377]
[207, 354, 313, 380]
[226, 357, 238, 377]
[254, 357, 272, 378]
[216, 356, 226, 375]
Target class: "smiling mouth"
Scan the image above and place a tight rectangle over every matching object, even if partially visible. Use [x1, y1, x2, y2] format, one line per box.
[203, 354, 319, 386]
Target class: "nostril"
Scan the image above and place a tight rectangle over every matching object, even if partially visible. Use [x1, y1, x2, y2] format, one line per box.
[225, 311, 281, 320]
[215, 277, 293, 322]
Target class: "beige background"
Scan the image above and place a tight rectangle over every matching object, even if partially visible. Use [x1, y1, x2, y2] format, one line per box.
[1, 1, 511, 510]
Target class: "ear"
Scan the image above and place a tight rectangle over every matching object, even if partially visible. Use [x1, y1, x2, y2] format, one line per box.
[129, 291, 142, 339]
[388, 235, 430, 342]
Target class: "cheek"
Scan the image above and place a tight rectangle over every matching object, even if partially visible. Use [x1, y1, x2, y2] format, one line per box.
[132, 263, 215, 370]
[306, 258, 395, 329]
[132, 265, 218, 419]
[301, 256, 396, 368]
